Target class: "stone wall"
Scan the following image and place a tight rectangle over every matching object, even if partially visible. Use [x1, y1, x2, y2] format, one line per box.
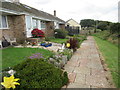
[12, 15, 26, 43]
[45, 21, 54, 37]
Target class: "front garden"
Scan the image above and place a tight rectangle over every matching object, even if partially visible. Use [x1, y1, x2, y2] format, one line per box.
[1, 28, 87, 89]
[2, 48, 54, 69]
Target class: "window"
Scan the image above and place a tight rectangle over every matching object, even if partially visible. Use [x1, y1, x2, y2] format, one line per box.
[41, 21, 46, 29]
[32, 18, 46, 30]
[54, 22, 59, 29]
[0, 15, 8, 29]
[32, 19, 38, 29]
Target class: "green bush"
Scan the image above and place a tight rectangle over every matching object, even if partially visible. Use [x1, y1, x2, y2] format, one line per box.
[67, 38, 79, 52]
[59, 49, 73, 60]
[13, 59, 68, 88]
[54, 29, 68, 39]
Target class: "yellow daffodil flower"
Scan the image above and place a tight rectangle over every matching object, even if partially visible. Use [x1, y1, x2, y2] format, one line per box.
[1, 75, 20, 89]
[66, 43, 70, 48]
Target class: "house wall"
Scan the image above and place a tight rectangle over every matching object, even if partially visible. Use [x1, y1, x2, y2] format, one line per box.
[0, 15, 26, 43]
[45, 21, 54, 37]
[0, 16, 15, 40]
[59, 24, 65, 30]
[12, 15, 26, 43]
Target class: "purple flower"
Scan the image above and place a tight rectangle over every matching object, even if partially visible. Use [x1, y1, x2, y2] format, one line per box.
[28, 53, 44, 59]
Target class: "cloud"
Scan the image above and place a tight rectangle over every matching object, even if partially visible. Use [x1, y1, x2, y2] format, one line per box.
[34, 0, 52, 5]
[20, 0, 119, 22]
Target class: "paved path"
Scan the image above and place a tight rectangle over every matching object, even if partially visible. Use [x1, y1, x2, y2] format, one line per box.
[64, 36, 111, 88]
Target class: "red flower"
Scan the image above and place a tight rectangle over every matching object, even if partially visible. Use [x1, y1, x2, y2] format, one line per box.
[31, 28, 45, 38]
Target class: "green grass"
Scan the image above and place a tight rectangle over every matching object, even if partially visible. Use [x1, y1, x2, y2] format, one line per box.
[49, 38, 68, 44]
[94, 36, 119, 88]
[2, 47, 54, 69]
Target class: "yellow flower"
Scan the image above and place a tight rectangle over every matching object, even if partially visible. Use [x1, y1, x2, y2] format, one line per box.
[66, 43, 70, 48]
[1, 75, 20, 89]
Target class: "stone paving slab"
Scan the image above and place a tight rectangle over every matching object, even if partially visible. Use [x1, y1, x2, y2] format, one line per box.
[67, 83, 90, 88]
[68, 73, 77, 83]
[74, 67, 90, 75]
[64, 36, 111, 88]
[74, 73, 86, 84]
[64, 66, 75, 73]
[86, 75, 110, 88]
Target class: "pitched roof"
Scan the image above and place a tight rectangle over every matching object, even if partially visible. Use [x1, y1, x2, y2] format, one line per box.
[1, 1, 65, 23]
[65, 18, 81, 27]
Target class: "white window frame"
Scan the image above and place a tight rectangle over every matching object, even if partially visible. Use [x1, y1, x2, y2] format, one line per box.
[32, 17, 46, 30]
[41, 21, 46, 30]
[0, 15, 9, 29]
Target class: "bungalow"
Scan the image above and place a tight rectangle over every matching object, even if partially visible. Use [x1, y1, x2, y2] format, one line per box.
[0, 0, 65, 43]
[65, 19, 81, 30]
[65, 19, 81, 35]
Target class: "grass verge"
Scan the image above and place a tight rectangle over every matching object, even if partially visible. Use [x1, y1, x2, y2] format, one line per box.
[94, 36, 119, 88]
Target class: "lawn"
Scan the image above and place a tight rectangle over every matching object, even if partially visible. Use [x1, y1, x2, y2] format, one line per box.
[94, 36, 119, 88]
[2, 47, 54, 69]
[49, 38, 68, 44]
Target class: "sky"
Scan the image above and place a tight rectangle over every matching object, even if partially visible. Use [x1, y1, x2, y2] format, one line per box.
[20, 0, 119, 23]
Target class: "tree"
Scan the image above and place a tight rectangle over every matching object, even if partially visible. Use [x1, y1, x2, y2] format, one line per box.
[110, 23, 120, 34]
[80, 19, 95, 27]
[97, 22, 108, 31]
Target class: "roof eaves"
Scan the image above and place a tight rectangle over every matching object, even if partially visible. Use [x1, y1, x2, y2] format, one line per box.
[1, 8, 22, 15]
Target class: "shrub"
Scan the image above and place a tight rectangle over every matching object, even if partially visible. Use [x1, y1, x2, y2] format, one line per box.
[31, 28, 45, 38]
[59, 49, 73, 60]
[66, 38, 79, 52]
[13, 59, 68, 88]
[54, 29, 68, 39]
[110, 23, 120, 34]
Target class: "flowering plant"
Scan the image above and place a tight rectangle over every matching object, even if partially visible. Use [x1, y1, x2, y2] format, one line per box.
[1, 75, 20, 89]
[31, 28, 45, 38]
[66, 43, 70, 48]
[28, 53, 44, 59]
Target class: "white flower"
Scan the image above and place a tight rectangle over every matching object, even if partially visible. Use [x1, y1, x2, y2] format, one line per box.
[61, 43, 65, 50]
[55, 32, 57, 34]
[8, 70, 16, 75]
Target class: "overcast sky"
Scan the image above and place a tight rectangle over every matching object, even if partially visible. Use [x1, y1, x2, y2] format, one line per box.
[20, 0, 119, 23]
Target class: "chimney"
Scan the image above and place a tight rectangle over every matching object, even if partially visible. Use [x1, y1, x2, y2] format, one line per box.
[54, 10, 56, 17]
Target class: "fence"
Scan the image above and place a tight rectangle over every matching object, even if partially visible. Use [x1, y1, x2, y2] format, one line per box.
[65, 26, 80, 36]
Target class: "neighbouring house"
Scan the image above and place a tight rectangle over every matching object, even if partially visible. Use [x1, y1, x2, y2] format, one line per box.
[0, 0, 65, 43]
[65, 19, 81, 35]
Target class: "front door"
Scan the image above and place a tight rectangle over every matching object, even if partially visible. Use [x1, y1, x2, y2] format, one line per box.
[25, 15, 32, 37]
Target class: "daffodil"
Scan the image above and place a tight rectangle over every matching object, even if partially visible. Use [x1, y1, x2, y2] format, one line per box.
[66, 43, 70, 48]
[1, 75, 20, 89]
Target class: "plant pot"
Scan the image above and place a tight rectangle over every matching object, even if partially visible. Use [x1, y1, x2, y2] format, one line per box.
[40, 43, 46, 46]
[44, 43, 52, 47]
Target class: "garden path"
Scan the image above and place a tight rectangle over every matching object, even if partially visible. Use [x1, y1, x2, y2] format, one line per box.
[64, 36, 112, 88]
